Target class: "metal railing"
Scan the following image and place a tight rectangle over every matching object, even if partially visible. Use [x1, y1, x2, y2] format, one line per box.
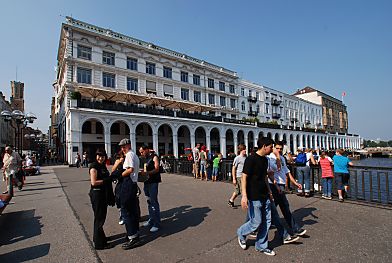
[162, 158, 392, 205]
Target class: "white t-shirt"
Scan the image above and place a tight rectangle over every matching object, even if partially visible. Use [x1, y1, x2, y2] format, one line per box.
[232, 155, 246, 178]
[306, 152, 313, 167]
[268, 153, 289, 185]
[123, 150, 140, 183]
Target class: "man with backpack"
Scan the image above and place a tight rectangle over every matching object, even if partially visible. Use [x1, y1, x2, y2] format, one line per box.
[295, 148, 317, 197]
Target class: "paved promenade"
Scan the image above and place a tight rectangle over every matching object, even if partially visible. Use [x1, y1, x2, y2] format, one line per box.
[1, 166, 392, 262]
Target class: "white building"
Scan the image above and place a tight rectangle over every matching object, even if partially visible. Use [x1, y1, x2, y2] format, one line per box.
[53, 17, 361, 164]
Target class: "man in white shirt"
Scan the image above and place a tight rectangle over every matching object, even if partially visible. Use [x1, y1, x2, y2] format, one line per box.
[2, 146, 22, 193]
[119, 138, 141, 250]
[268, 141, 307, 237]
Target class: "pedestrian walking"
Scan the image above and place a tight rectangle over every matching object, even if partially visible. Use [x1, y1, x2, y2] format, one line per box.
[2, 146, 23, 193]
[268, 141, 307, 240]
[88, 149, 115, 250]
[237, 137, 276, 256]
[228, 144, 246, 207]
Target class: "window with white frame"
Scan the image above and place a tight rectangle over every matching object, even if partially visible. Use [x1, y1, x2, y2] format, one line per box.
[163, 84, 173, 97]
[241, 88, 245, 96]
[146, 81, 156, 94]
[220, 96, 226, 107]
[102, 72, 115, 88]
[229, 84, 235, 94]
[181, 88, 189, 100]
[194, 91, 201, 103]
[146, 62, 156, 75]
[208, 78, 214, 88]
[77, 67, 92, 84]
[219, 81, 225, 91]
[193, 74, 200, 85]
[102, 51, 115, 65]
[77, 45, 92, 60]
[265, 103, 269, 114]
[241, 101, 246, 111]
[208, 94, 215, 105]
[163, 66, 172, 79]
[127, 57, 138, 70]
[230, 98, 236, 108]
[181, 71, 188, 83]
[127, 77, 138, 91]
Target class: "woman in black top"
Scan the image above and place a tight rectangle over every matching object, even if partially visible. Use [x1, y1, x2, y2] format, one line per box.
[89, 149, 114, 250]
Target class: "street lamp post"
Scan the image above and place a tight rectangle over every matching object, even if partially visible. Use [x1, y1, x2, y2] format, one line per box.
[1, 110, 36, 155]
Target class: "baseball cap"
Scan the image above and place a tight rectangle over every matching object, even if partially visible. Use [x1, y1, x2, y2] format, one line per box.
[118, 138, 131, 146]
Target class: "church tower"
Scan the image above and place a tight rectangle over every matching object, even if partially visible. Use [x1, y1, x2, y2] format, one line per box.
[10, 81, 24, 111]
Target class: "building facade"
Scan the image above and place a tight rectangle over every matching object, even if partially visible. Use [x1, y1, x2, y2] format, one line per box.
[53, 17, 361, 164]
[0, 92, 15, 151]
[294, 87, 348, 134]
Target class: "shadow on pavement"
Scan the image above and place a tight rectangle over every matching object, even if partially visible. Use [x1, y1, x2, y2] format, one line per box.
[109, 205, 211, 246]
[0, 243, 50, 262]
[293, 206, 318, 227]
[17, 186, 63, 192]
[0, 209, 43, 245]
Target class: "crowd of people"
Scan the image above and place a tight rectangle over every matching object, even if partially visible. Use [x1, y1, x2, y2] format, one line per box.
[88, 138, 162, 250]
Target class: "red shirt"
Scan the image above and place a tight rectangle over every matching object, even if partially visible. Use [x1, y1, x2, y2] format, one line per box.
[319, 157, 333, 178]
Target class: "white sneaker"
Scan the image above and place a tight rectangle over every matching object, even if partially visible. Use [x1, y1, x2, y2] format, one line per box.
[118, 219, 124, 225]
[150, 226, 159, 232]
[143, 221, 151, 227]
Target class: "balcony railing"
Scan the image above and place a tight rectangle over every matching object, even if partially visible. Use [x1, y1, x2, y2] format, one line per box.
[247, 96, 257, 103]
[271, 99, 282, 106]
[257, 122, 280, 129]
[223, 118, 255, 126]
[248, 110, 258, 117]
[177, 111, 222, 122]
[272, 113, 281, 119]
[77, 99, 175, 117]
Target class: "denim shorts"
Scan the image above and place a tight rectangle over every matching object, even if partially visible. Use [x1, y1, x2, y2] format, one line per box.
[335, 172, 350, 190]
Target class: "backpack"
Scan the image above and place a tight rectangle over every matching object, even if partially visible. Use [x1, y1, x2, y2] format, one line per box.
[295, 153, 307, 166]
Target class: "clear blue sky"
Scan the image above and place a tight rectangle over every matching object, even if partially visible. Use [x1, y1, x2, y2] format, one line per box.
[0, 0, 391, 140]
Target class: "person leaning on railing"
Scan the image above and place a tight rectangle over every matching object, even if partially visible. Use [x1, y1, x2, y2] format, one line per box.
[295, 148, 317, 197]
[333, 149, 353, 202]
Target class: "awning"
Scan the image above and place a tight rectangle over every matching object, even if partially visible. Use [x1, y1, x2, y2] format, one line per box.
[74, 86, 215, 112]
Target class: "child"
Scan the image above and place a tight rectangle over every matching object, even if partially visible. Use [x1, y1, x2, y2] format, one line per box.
[212, 153, 222, 182]
[319, 151, 334, 199]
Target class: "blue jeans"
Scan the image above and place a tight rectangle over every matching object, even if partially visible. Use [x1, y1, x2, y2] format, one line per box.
[296, 166, 311, 193]
[144, 183, 161, 228]
[271, 184, 300, 235]
[237, 198, 271, 251]
[212, 167, 219, 176]
[323, 178, 333, 197]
